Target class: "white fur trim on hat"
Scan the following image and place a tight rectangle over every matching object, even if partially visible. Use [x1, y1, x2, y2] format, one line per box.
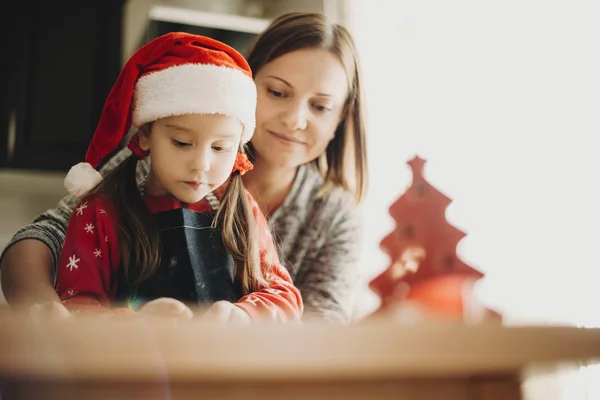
[64, 162, 102, 198]
[132, 63, 256, 143]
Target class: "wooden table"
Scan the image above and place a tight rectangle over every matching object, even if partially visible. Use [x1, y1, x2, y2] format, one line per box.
[0, 312, 599, 399]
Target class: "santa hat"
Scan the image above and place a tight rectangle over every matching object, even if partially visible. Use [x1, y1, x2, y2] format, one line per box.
[64, 32, 257, 197]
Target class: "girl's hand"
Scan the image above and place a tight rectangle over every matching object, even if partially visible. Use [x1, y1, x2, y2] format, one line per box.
[138, 298, 194, 321]
[202, 301, 252, 324]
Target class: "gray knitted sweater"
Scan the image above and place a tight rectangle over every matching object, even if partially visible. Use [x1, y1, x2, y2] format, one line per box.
[1, 147, 363, 322]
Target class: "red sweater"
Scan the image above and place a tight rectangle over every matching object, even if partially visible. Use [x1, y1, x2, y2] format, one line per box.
[54, 190, 303, 322]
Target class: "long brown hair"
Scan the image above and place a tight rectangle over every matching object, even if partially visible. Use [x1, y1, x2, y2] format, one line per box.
[87, 150, 160, 286]
[213, 151, 265, 293]
[246, 12, 369, 204]
[87, 127, 265, 294]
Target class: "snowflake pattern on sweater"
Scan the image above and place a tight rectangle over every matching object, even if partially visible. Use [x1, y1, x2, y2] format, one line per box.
[54, 190, 303, 322]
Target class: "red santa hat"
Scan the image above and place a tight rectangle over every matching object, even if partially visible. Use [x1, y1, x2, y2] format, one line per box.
[64, 32, 257, 197]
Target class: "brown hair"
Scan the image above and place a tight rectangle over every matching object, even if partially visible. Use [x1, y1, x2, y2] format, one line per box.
[88, 125, 265, 294]
[246, 12, 368, 203]
[213, 157, 265, 293]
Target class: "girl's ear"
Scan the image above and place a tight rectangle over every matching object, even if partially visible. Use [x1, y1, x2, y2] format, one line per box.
[138, 124, 151, 151]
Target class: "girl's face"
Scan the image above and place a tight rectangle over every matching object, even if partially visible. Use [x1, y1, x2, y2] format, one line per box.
[139, 114, 243, 203]
[252, 48, 349, 169]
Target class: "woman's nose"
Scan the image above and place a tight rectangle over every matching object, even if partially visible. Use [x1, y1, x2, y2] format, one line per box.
[280, 101, 308, 131]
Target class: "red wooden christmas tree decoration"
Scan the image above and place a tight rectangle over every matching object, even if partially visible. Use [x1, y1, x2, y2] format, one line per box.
[369, 155, 490, 320]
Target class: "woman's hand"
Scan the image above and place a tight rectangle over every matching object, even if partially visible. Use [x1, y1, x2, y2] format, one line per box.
[28, 301, 72, 321]
[202, 301, 252, 324]
[138, 298, 194, 321]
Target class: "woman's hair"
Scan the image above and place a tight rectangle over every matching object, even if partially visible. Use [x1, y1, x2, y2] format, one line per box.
[88, 125, 265, 294]
[246, 12, 369, 204]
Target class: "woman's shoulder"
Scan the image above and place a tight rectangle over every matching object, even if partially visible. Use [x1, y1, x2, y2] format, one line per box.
[282, 165, 359, 231]
[296, 164, 357, 213]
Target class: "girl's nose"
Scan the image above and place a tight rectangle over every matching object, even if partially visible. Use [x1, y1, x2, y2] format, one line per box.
[189, 147, 211, 172]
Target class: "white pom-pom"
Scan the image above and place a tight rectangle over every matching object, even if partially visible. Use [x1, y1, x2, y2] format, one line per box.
[64, 162, 102, 198]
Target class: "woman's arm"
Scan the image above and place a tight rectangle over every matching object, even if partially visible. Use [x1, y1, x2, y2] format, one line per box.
[0, 192, 79, 307]
[1, 239, 60, 308]
[293, 204, 364, 324]
[0, 146, 147, 307]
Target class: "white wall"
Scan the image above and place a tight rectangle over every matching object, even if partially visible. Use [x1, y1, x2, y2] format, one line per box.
[346, 0, 600, 327]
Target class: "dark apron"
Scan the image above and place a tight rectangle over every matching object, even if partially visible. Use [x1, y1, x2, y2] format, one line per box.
[115, 208, 241, 309]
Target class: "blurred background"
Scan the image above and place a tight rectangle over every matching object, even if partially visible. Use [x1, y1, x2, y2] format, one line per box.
[0, 0, 598, 327]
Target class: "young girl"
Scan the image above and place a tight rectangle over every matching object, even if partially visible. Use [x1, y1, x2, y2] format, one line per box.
[53, 32, 303, 323]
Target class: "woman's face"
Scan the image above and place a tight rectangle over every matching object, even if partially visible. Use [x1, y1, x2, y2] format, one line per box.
[252, 48, 349, 169]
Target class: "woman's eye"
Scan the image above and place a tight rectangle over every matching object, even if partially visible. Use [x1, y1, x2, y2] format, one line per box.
[313, 104, 332, 113]
[172, 139, 190, 147]
[212, 145, 231, 153]
[268, 88, 286, 98]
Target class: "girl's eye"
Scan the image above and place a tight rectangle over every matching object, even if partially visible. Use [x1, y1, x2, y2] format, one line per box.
[172, 139, 190, 147]
[268, 88, 286, 98]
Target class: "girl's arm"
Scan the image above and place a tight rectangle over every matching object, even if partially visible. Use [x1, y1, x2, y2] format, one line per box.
[54, 195, 120, 313]
[234, 193, 303, 322]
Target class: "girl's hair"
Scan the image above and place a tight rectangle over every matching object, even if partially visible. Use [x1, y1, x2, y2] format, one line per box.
[212, 144, 265, 294]
[88, 125, 265, 294]
[88, 150, 160, 286]
[246, 12, 369, 204]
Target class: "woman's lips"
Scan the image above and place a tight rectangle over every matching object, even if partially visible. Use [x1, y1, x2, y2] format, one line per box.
[269, 130, 305, 145]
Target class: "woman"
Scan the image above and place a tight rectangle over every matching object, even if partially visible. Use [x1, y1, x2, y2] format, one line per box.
[0, 12, 368, 323]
